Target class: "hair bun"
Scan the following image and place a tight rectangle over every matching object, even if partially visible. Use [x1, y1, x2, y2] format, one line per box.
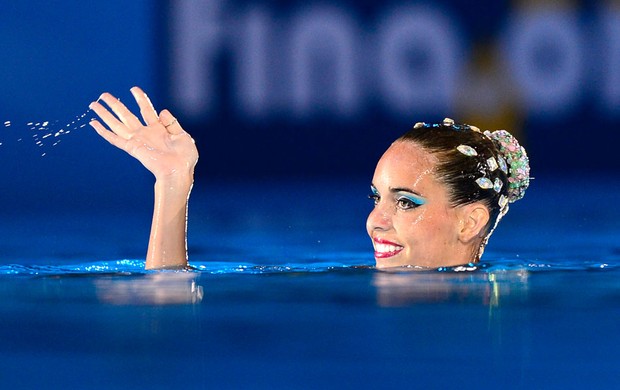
[485, 130, 530, 203]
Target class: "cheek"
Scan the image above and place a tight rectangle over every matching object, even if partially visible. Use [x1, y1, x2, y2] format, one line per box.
[403, 208, 426, 231]
[425, 208, 459, 240]
[396, 209, 428, 241]
[410, 208, 426, 227]
[404, 207, 451, 241]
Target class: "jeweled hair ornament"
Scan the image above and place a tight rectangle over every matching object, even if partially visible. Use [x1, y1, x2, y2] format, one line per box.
[485, 129, 530, 203]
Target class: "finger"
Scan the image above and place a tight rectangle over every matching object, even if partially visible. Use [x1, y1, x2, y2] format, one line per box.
[89, 101, 132, 139]
[131, 86, 159, 126]
[90, 119, 130, 151]
[159, 109, 184, 135]
[98, 92, 143, 129]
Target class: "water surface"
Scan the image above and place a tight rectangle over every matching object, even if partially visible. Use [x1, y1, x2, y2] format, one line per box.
[1, 176, 619, 389]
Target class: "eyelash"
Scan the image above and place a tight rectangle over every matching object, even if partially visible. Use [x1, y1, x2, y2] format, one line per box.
[396, 196, 421, 210]
[368, 193, 423, 210]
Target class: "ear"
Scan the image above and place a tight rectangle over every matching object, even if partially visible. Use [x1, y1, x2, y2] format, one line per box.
[456, 203, 490, 244]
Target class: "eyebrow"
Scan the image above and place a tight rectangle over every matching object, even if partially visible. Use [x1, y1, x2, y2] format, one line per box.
[391, 187, 425, 197]
[370, 184, 425, 197]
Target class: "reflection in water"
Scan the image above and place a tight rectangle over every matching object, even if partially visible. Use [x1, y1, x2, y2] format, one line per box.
[95, 272, 204, 305]
[372, 269, 529, 308]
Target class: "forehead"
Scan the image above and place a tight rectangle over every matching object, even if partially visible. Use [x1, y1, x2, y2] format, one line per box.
[373, 141, 438, 189]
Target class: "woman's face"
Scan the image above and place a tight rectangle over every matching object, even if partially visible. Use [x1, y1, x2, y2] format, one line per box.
[366, 140, 472, 269]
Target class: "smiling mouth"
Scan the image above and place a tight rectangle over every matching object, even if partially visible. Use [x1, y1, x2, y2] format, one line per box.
[373, 241, 404, 258]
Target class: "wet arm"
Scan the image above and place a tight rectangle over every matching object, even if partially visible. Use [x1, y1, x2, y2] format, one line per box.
[89, 86, 198, 269]
[146, 169, 194, 269]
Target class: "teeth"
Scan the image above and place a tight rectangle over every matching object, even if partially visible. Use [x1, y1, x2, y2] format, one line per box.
[374, 243, 402, 253]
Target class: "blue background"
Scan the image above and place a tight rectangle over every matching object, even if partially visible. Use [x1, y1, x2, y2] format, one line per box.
[0, 0, 616, 209]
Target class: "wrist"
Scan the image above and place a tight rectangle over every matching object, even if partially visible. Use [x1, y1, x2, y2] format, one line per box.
[155, 170, 195, 196]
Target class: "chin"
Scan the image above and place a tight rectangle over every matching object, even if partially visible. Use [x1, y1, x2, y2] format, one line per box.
[375, 258, 411, 269]
[375, 255, 441, 270]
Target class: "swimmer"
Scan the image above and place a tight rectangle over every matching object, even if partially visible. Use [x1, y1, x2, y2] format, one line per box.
[89, 88, 529, 270]
[89, 87, 198, 269]
[367, 118, 529, 269]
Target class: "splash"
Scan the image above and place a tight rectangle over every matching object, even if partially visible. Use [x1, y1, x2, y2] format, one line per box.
[0, 109, 94, 156]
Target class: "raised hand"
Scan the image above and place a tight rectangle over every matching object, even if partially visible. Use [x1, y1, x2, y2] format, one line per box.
[89, 86, 198, 179]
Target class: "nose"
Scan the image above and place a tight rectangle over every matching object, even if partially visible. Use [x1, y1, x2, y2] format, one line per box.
[366, 202, 392, 233]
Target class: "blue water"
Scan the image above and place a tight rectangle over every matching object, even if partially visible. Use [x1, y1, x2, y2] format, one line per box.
[1, 176, 619, 389]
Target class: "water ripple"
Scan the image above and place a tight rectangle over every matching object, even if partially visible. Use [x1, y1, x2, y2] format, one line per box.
[1, 256, 619, 276]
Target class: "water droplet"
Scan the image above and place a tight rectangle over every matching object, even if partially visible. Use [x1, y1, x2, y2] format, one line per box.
[3, 121, 10, 127]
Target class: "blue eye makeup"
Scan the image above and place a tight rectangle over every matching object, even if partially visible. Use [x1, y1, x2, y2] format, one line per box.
[368, 185, 426, 210]
[395, 192, 426, 210]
